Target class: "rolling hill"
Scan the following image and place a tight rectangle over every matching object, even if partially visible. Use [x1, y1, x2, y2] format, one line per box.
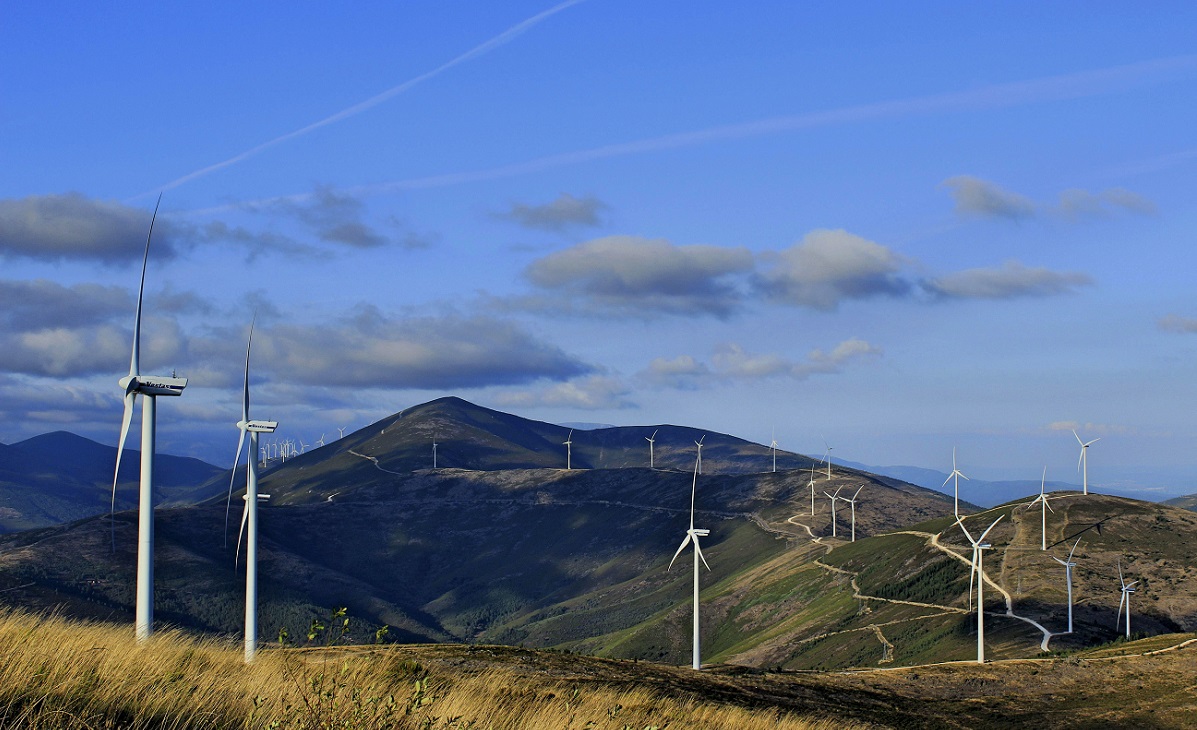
[0, 431, 225, 533]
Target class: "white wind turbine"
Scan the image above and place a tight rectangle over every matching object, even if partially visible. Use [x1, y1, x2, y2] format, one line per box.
[224, 321, 278, 663]
[563, 429, 573, 470]
[1116, 559, 1139, 639]
[822, 438, 833, 480]
[109, 197, 187, 643]
[646, 429, 658, 469]
[695, 435, 705, 475]
[1051, 536, 1082, 634]
[942, 447, 969, 519]
[432, 436, 438, 469]
[668, 453, 711, 671]
[824, 486, 844, 537]
[338, 426, 347, 439]
[315, 434, 325, 448]
[1024, 466, 1054, 551]
[843, 485, 864, 542]
[769, 428, 778, 473]
[1074, 430, 1100, 495]
[957, 514, 1004, 664]
[808, 463, 818, 516]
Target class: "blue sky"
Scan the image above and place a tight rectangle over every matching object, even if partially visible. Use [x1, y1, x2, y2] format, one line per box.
[3, 2, 1196, 498]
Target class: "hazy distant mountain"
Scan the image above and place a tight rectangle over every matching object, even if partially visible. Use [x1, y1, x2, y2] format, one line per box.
[0, 431, 225, 533]
[837, 458, 1082, 508]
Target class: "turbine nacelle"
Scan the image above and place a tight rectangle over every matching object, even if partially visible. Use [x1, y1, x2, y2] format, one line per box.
[123, 374, 188, 396]
[245, 420, 278, 433]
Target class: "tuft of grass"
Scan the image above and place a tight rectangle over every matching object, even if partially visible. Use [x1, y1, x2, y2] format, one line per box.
[0, 608, 856, 729]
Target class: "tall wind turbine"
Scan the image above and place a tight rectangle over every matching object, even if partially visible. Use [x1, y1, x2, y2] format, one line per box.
[808, 463, 817, 516]
[1074, 430, 1100, 495]
[942, 447, 969, 519]
[822, 438, 833, 480]
[1051, 537, 1082, 634]
[695, 435, 705, 475]
[646, 429, 658, 469]
[432, 437, 438, 469]
[844, 485, 864, 542]
[563, 429, 573, 470]
[1024, 467, 1054, 551]
[668, 454, 711, 670]
[110, 197, 187, 643]
[224, 320, 278, 663]
[958, 514, 1004, 664]
[824, 486, 844, 537]
[1116, 559, 1139, 639]
[769, 429, 778, 473]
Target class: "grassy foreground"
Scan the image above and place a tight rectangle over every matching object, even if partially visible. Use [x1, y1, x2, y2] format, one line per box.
[0, 609, 856, 729]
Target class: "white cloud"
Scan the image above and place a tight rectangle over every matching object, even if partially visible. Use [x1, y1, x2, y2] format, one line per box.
[0, 193, 174, 263]
[923, 260, 1092, 299]
[755, 229, 909, 310]
[495, 374, 634, 410]
[523, 235, 753, 317]
[641, 338, 881, 389]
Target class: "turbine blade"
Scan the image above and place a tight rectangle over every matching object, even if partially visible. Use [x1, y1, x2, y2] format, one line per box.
[1068, 536, 1082, 562]
[977, 515, 1005, 543]
[224, 427, 247, 548]
[1074, 429, 1083, 446]
[968, 558, 977, 610]
[242, 319, 254, 422]
[668, 534, 693, 570]
[1118, 559, 1124, 585]
[956, 518, 976, 545]
[235, 501, 249, 568]
[130, 195, 162, 378]
[942, 474, 954, 488]
[1117, 592, 1126, 626]
[110, 391, 137, 550]
[852, 485, 864, 500]
[694, 538, 711, 571]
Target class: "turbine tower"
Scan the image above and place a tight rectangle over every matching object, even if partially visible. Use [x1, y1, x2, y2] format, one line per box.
[1116, 559, 1139, 639]
[646, 429, 658, 469]
[769, 429, 778, 473]
[1024, 466, 1054, 551]
[1051, 537, 1082, 634]
[942, 447, 969, 519]
[844, 485, 864, 542]
[1074, 430, 1100, 495]
[822, 438, 833, 480]
[224, 320, 278, 663]
[824, 486, 843, 537]
[432, 437, 438, 469]
[695, 435, 705, 475]
[958, 514, 1004, 663]
[563, 429, 573, 470]
[668, 454, 711, 670]
[110, 197, 187, 643]
[808, 463, 817, 516]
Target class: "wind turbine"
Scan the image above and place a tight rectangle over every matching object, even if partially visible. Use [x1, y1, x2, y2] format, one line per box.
[1050, 537, 1082, 634]
[769, 428, 778, 473]
[1074, 430, 1100, 495]
[808, 463, 817, 516]
[338, 426, 347, 439]
[432, 436, 438, 469]
[646, 429, 657, 469]
[824, 486, 843, 537]
[822, 438, 833, 480]
[942, 447, 969, 519]
[563, 429, 573, 470]
[843, 485, 864, 542]
[957, 514, 1004, 663]
[109, 197, 187, 643]
[315, 434, 325, 448]
[668, 453, 711, 671]
[224, 320, 278, 663]
[695, 435, 705, 475]
[1116, 559, 1139, 639]
[1024, 466, 1054, 551]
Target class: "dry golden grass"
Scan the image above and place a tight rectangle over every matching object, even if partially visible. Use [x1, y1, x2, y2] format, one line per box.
[0, 609, 858, 729]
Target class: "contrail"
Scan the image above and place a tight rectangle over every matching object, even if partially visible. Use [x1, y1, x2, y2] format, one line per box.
[184, 52, 1197, 216]
[135, 0, 588, 200]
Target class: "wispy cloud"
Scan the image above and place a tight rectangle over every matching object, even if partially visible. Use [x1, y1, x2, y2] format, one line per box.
[1158, 314, 1197, 333]
[140, 0, 589, 198]
[941, 175, 1157, 221]
[922, 260, 1093, 299]
[942, 176, 1036, 219]
[354, 54, 1197, 196]
[641, 338, 881, 389]
[495, 374, 635, 410]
